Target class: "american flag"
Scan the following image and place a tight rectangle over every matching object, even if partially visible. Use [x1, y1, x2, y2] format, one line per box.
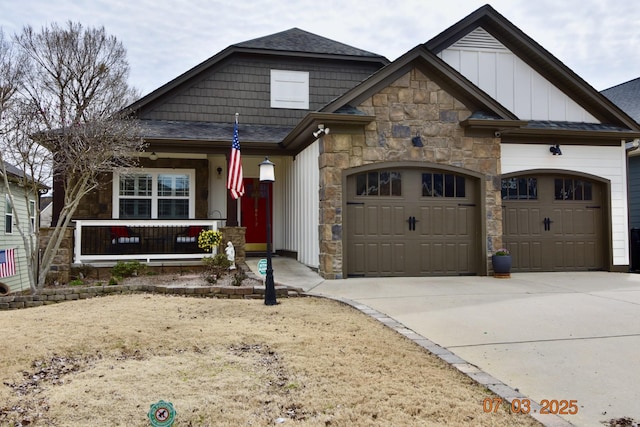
[0, 248, 16, 278]
[227, 115, 244, 199]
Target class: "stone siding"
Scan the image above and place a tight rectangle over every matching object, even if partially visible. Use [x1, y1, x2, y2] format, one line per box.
[318, 69, 503, 278]
[0, 284, 297, 310]
[40, 227, 74, 284]
[220, 226, 247, 264]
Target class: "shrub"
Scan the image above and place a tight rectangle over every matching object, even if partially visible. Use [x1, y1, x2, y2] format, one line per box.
[68, 279, 84, 287]
[111, 261, 144, 278]
[202, 254, 232, 284]
[232, 270, 247, 286]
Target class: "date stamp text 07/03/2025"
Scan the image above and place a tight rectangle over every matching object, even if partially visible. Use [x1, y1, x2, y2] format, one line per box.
[483, 398, 579, 415]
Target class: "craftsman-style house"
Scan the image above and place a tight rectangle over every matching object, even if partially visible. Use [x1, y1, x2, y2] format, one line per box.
[58, 5, 640, 279]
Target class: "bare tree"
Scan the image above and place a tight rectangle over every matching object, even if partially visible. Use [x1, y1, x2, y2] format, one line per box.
[0, 22, 145, 293]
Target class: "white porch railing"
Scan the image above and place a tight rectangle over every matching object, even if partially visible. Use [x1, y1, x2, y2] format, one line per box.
[73, 219, 225, 264]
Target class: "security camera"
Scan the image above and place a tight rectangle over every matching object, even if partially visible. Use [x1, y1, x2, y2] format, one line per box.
[494, 131, 501, 138]
[313, 125, 330, 138]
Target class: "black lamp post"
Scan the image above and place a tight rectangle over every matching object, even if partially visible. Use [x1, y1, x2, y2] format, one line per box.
[259, 157, 277, 305]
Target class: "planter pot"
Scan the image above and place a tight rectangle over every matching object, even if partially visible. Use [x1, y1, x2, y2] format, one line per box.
[492, 255, 512, 277]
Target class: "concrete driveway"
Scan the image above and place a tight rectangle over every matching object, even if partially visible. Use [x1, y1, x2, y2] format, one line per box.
[309, 272, 640, 427]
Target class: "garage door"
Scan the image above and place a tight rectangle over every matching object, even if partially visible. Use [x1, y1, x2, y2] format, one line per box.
[502, 175, 604, 271]
[346, 168, 478, 277]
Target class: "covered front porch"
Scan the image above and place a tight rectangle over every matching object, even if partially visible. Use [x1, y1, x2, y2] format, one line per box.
[73, 219, 227, 264]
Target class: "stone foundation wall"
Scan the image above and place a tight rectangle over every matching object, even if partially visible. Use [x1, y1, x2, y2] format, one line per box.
[318, 69, 502, 278]
[0, 283, 297, 310]
[39, 227, 74, 284]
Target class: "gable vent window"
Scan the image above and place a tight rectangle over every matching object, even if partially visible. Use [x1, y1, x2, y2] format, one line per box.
[270, 70, 309, 110]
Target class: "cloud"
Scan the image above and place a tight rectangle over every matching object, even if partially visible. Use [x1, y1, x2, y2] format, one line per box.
[2, 0, 640, 93]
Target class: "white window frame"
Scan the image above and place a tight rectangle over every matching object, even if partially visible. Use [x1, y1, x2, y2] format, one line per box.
[29, 199, 36, 233]
[112, 168, 196, 219]
[5, 194, 13, 234]
[270, 69, 309, 109]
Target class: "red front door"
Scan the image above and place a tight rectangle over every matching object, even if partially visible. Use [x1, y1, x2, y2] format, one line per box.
[241, 178, 272, 252]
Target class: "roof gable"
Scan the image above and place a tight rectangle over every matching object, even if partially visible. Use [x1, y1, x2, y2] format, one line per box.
[424, 4, 639, 129]
[233, 28, 384, 59]
[319, 45, 516, 119]
[127, 29, 388, 116]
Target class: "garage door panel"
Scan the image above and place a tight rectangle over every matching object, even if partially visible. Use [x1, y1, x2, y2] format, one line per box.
[504, 175, 604, 272]
[456, 242, 471, 272]
[505, 207, 542, 236]
[430, 206, 444, 235]
[366, 243, 379, 274]
[348, 205, 365, 237]
[509, 242, 543, 271]
[349, 242, 366, 275]
[378, 242, 406, 275]
[347, 169, 478, 277]
[457, 207, 471, 236]
[366, 206, 379, 236]
[444, 207, 457, 235]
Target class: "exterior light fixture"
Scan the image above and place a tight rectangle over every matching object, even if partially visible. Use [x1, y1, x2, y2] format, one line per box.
[259, 157, 277, 305]
[149, 152, 158, 161]
[313, 124, 330, 138]
[549, 144, 562, 155]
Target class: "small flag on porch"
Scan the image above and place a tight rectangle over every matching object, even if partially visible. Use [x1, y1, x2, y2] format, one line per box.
[227, 114, 245, 199]
[0, 248, 16, 278]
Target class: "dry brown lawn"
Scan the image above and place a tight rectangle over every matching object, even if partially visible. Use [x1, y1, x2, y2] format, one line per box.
[0, 293, 543, 426]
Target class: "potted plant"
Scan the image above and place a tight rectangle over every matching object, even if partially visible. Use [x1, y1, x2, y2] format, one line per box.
[492, 248, 512, 277]
[197, 229, 223, 256]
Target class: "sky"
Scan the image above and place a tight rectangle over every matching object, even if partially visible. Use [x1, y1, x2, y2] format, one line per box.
[1, 0, 639, 96]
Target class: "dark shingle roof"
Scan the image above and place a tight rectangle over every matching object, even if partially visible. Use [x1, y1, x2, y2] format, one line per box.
[140, 120, 291, 143]
[601, 77, 640, 123]
[233, 28, 384, 58]
[2, 161, 24, 178]
[524, 120, 634, 133]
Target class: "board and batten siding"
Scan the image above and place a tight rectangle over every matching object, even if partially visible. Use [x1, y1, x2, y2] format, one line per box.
[0, 181, 32, 293]
[281, 142, 320, 268]
[438, 27, 598, 123]
[501, 143, 630, 266]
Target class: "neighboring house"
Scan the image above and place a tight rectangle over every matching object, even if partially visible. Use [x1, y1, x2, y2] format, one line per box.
[602, 78, 640, 270]
[0, 162, 39, 294]
[58, 5, 640, 279]
[601, 78, 640, 228]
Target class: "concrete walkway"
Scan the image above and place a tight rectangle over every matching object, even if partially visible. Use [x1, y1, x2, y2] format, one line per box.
[246, 258, 640, 427]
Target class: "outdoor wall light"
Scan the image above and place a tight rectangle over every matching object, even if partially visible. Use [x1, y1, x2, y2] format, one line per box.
[149, 152, 158, 161]
[313, 124, 330, 138]
[549, 144, 562, 156]
[216, 166, 223, 178]
[412, 134, 424, 147]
